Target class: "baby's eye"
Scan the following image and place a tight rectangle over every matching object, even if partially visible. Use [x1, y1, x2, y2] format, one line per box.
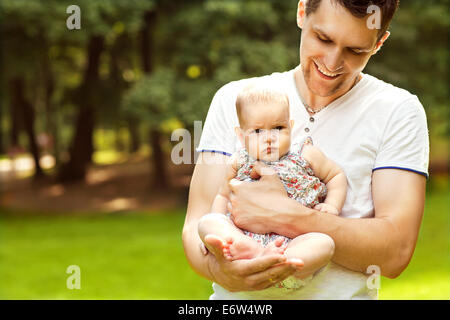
[253, 129, 261, 134]
[275, 126, 284, 130]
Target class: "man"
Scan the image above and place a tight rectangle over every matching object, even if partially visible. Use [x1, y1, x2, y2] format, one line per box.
[182, 0, 429, 299]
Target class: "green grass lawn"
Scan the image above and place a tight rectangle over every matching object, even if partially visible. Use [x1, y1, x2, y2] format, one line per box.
[0, 188, 448, 299]
[0, 210, 212, 299]
[379, 187, 450, 299]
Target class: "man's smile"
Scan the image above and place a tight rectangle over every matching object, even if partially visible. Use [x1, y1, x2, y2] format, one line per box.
[313, 61, 342, 79]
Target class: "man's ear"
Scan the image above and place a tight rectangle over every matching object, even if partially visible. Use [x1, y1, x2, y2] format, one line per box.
[297, 0, 306, 29]
[235, 127, 244, 145]
[372, 31, 390, 55]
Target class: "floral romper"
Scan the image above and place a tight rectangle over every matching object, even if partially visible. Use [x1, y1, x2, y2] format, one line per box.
[233, 137, 327, 289]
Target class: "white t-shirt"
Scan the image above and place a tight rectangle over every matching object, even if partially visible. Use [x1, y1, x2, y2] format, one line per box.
[196, 68, 429, 300]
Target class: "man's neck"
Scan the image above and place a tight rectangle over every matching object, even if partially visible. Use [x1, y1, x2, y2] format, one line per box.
[294, 65, 361, 111]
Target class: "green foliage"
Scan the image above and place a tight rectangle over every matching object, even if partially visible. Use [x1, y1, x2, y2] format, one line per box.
[122, 68, 176, 126]
[367, 0, 449, 137]
[122, 0, 299, 129]
[0, 0, 152, 74]
[0, 0, 156, 152]
[1, 0, 448, 160]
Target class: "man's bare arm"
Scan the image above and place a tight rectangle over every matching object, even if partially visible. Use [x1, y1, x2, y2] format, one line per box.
[277, 169, 425, 278]
[210, 154, 238, 213]
[229, 168, 426, 278]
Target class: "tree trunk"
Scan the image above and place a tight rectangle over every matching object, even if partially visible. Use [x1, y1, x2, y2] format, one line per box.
[150, 129, 167, 188]
[110, 34, 141, 154]
[9, 79, 22, 148]
[59, 35, 104, 183]
[141, 10, 168, 188]
[127, 117, 141, 153]
[141, 11, 156, 74]
[0, 112, 3, 154]
[42, 44, 59, 166]
[10, 77, 44, 178]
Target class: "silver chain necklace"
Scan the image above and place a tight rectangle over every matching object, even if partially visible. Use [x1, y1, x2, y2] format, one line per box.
[299, 95, 328, 115]
[304, 103, 328, 115]
[298, 73, 362, 115]
[295, 68, 329, 115]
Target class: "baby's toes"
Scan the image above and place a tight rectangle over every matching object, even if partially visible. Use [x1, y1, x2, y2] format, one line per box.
[273, 237, 286, 248]
[264, 238, 285, 255]
[222, 240, 233, 260]
[225, 237, 234, 245]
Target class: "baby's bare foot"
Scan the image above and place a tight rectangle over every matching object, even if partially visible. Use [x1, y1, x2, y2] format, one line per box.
[263, 237, 287, 256]
[222, 236, 264, 261]
[204, 234, 227, 257]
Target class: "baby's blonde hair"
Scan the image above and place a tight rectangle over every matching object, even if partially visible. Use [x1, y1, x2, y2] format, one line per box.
[236, 80, 290, 126]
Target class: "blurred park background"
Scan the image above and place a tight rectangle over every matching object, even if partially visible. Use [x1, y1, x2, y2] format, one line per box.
[0, 0, 448, 299]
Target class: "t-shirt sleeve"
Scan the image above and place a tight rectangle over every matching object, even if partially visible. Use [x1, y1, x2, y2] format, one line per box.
[373, 96, 430, 178]
[196, 82, 240, 156]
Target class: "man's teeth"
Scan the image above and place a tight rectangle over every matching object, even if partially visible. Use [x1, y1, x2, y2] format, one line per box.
[317, 64, 340, 77]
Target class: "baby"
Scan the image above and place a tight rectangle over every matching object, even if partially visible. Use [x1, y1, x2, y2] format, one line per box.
[198, 81, 347, 289]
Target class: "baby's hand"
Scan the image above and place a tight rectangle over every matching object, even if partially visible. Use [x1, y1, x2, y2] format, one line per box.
[314, 203, 339, 215]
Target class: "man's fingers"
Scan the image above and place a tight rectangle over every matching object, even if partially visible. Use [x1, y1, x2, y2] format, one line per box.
[248, 261, 298, 288]
[215, 255, 303, 291]
[228, 178, 243, 192]
[227, 201, 233, 213]
[235, 254, 287, 275]
[199, 242, 209, 256]
[250, 161, 277, 179]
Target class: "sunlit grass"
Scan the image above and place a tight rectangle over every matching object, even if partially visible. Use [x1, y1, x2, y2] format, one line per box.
[0, 210, 211, 299]
[379, 187, 450, 299]
[0, 188, 448, 300]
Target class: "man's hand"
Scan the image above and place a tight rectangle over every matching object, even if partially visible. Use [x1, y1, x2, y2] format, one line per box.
[199, 232, 303, 292]
[314, 203, 340, 215]
[206, 250, 303, 292]
[228, 161, 309, 235]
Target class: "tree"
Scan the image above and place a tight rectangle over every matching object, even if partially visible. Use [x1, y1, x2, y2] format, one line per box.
[0, 0, 63, 178]
[8, 77, 44, 177]
[366, 0, 449, 138]
[58, 35, 105, 182]
[57, 0, 153, 182]
[122, 69, 175, 187]
[121, 0, 299, 187]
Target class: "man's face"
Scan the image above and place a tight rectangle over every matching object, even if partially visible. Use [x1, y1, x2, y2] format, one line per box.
[298, 0, 380, 97]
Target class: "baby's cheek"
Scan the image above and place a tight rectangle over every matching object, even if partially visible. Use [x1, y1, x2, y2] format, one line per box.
[279, 135, 291, 154]
[246, 137, 260, 159]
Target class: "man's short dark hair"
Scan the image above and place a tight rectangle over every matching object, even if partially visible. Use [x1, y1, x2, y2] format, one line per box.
[305, 0, 400, 41]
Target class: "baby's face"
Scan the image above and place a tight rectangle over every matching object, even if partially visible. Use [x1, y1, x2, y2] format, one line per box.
[238, 102, 293, 162]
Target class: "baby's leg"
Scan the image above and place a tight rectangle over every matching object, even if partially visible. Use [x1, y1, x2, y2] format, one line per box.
[198, 213, 266, 260]
[283, 232, 335, 279]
